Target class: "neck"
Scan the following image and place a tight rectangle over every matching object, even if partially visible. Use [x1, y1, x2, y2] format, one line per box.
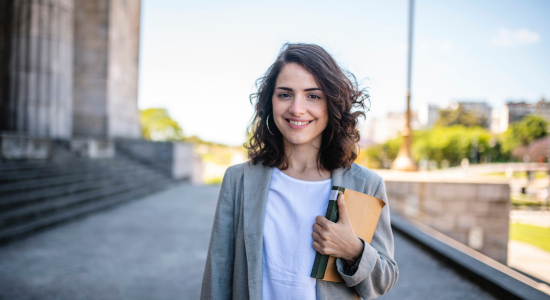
[279, 138, 331, 181]
[286, 145, 319, 171]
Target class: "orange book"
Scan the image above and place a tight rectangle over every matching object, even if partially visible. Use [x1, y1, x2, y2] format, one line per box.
[311, 186, 386, 282]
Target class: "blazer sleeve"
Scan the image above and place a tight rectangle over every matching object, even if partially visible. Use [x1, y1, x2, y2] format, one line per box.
[335, 176, 399, 300]
[200, 168, 236, 300]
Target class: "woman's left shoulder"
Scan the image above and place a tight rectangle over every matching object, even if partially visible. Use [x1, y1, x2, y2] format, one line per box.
[349, 163, 388, 201]
[350, 162, 383, 183]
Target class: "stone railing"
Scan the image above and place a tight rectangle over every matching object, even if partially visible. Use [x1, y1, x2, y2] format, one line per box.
[379, 171, 510, 264]
[115, 139, 201, 182]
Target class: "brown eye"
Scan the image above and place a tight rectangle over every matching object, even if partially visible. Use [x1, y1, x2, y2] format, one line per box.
[279, 93, 291, 98]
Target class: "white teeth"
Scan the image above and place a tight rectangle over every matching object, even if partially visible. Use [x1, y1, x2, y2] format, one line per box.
[290, 120, 309, 126]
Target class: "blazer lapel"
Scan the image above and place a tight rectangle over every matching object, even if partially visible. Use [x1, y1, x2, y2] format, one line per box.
[331, 164, 366, 194]
[243, 162, 273, 299]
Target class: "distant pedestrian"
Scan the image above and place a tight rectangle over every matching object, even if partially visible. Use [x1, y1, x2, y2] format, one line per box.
[201, 43, 398, 300]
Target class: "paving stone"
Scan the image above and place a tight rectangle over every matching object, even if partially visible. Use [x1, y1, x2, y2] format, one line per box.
[0, 184, 498, 300]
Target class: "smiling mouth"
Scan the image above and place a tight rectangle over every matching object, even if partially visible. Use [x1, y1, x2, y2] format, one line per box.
[286, 119, 312, 126]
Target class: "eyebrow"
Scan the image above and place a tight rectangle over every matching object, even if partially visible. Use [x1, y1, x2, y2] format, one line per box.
[276, 87, 321, 92]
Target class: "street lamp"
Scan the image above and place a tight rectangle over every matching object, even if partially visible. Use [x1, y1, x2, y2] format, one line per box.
[392, 0, 418, 171]
[546, 125, 550, 176]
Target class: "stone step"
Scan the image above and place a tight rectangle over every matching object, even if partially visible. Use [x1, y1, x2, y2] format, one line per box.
[0, 161, 106, 174]
[0, 160, 151, 181]
[0, 158, 136, 182]
[0, 168, 132, 195]
[0, 180, 172, 244]
[0, 153, 135, 169]
[0, 155, 113, 171]
[0, 150, 177, 245]
[0, 173, 168, 228]
[0, 162, 160, 194]
[0, 169, 61, 183]
[0, 161, 55, 172]
[0, 169, 166, 210]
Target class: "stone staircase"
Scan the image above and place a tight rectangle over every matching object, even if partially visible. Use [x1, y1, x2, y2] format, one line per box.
[0, 142, 176, 244]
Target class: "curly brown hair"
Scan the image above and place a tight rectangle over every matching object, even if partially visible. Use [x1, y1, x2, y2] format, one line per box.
[245, 43, 370, 172]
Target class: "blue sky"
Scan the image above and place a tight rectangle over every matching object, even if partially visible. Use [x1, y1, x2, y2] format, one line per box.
[138, 0, 550, 146]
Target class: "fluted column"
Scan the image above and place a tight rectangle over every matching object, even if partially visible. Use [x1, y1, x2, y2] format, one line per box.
[2, 0, 74, 139]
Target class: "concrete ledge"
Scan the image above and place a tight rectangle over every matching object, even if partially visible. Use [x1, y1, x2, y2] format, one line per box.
[391, 214, 550, 300]
[0, 132, 51, 160]
[378, 169, 509, 184]
[115, 139, 197, 181]
[70, 137, 115, 158]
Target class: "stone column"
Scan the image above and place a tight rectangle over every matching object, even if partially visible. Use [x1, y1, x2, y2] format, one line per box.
[72, 0, 109, 137]
[73, 0, 140, 139]
[0, 0, 74, 139]
[107, 0, 141, 139]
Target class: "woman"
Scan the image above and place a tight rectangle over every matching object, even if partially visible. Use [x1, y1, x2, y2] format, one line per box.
[201, 43, 398, 300]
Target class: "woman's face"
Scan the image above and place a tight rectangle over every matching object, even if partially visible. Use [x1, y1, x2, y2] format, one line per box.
[272, 63, 329, 148]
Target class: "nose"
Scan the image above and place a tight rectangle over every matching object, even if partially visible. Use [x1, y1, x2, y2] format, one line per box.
[288, 96, 306, 116]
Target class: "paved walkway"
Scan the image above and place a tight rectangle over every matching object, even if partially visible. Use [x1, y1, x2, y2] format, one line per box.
[508, 240, 550, 284]
[511, 210, 550, 228]
[0, 184, 496, 300]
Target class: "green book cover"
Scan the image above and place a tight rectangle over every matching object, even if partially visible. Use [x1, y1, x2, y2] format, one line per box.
[311, 186, 345, 279]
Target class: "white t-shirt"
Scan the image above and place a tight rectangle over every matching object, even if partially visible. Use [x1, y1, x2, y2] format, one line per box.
[262, 168, 332, 300]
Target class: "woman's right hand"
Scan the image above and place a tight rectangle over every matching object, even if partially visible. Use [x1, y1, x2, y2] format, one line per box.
[312, 194, 364, 265]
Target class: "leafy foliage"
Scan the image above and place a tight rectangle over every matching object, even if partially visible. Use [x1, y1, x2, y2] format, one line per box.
[412, 126, 492, 166]
[360, 113, 550, 169]
[139, 108, 184, 141]
[360, 125, 508, 169]
[436, 104, 488, 128]
[500, 115, 549, 154]
[356, 136, 400, 169]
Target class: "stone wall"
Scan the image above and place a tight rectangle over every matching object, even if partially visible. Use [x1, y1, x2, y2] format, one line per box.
[385, 179, 510, 264]
[115, 140, 195, 180]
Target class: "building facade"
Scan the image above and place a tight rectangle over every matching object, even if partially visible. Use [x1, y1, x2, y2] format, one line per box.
[0, 0, 141, 141]
[363, 111, 421, 145]
[491, 98, 549, 133]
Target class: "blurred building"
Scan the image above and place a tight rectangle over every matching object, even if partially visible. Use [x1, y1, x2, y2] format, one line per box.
[0, 0, 141, 143]
[362, 100, 491, 145]
[0, 1, 201, 244]
[363, 111, 421, 145]
[454, 101, 491, 125]
[417, 101, 492, 130]
[418, 103, 439, 128]
[447, 101, 492, 129]
[491, 98, 549, 133]
[534, 98, 550, 120]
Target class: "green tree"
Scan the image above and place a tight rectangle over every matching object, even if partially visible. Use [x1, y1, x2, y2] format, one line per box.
[436, 105, 488, 128]
[139, 108, 184, 141]
[359, 125, 505, 168]
[501, 115, 549, 154]
[412, 125, 492, 166]
[357, 136, 400, 169]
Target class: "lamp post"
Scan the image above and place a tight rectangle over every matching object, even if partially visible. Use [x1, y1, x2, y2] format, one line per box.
[547, 125, 550, 168]
[392, 0, 418, 171]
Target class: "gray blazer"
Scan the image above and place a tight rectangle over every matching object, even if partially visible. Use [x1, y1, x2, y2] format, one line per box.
[200, 161, 398, 300]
